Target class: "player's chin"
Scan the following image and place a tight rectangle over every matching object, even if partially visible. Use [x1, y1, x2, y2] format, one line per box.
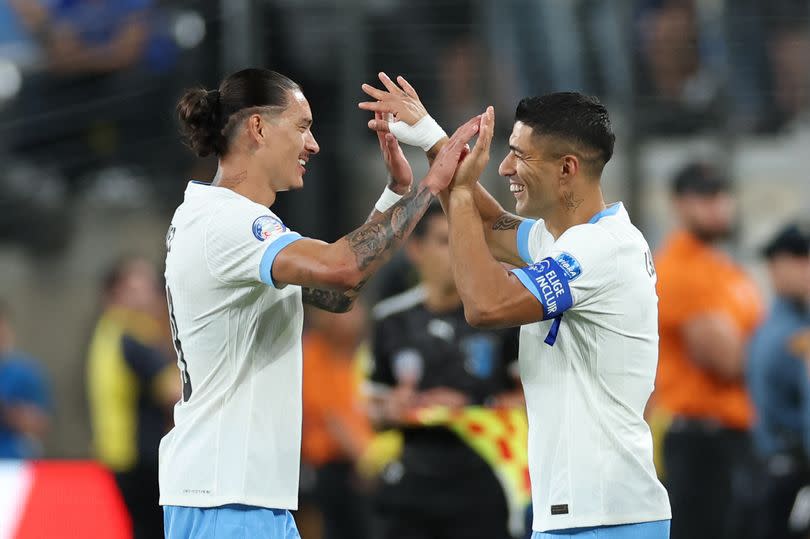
[290, 174, 305, 190]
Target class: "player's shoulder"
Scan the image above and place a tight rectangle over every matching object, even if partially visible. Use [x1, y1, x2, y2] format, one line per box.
[372, 286, 426, 322]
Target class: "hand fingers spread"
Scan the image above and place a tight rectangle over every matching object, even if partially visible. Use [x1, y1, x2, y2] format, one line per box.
[378, 72, 402, 95]
[397, 76, 419, 99]
[361, 83, 390, 101]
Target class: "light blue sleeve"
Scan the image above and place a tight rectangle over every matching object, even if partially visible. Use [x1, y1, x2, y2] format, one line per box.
[516, 219, 537, 265]
[258, 234, 304, 289]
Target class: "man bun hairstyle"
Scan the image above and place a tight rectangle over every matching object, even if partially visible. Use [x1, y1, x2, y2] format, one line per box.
[177, 68, 301, 158]
[515, 92, 615, 174]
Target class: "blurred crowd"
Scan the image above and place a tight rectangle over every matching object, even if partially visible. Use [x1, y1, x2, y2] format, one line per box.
[1, 1, 810, 539]
[0, 0, 808, 248]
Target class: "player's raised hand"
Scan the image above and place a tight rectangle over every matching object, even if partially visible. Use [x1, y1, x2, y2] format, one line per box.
[359, 73, 447, 152]
[422, 115, 481, 195]
[375, 112, 414, 194]
[451, 106, 495, 191]
[360, 72, 427, 126]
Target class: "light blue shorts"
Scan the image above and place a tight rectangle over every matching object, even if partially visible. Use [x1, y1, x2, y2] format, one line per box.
[163, 504, 300, 539]
[532, 519, 670, 538]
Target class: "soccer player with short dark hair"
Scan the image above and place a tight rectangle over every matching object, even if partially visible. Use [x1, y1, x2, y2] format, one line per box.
[361, 74, 671, 538]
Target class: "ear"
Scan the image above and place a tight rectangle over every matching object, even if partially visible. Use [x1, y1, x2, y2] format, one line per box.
[246, 113, 266, 147]
[560, 155, 579, 182]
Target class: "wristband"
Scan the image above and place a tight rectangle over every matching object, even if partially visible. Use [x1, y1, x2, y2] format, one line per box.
[374, 185, 404, 213]
[389, 114, 447, 151]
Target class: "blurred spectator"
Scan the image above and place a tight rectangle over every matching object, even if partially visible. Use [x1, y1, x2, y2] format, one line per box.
[486, 0, 631, 109]
[301, 303, 374, 539]
[4, 0, 178, 185]
[0, 302, 52, 459]
[766, 5, 810, 130]
[747, 220, 810, 539]
[86, 256, 179, 539]
[654, 162, 764, 539]
[367, 203, 525, 539]
[636, 0, 723, 134]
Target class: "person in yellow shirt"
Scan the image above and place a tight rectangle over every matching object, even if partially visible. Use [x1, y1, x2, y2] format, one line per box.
[654, 163, 764, 539]
[87, 257, 180, 539]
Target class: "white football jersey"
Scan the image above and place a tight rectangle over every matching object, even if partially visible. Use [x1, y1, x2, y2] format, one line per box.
[511, 203, 671, 532]
[159, 181, 305, 510]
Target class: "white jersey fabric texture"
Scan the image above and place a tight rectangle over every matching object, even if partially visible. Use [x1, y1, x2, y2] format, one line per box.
[159, 181, 305, 510]
[511, 203, 671, 532]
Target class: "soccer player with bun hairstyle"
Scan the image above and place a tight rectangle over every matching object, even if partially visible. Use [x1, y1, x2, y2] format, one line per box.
[361, 74, 672, 538]
[161, 68, 483, 538]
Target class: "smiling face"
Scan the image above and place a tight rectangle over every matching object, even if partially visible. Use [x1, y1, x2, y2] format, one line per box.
[254, 89, 320, 192]
[497, 121, 564, 218]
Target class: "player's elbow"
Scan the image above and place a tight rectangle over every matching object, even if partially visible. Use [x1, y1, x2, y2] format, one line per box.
[464, 302, 501, 329]
[323, 264, 364, 293]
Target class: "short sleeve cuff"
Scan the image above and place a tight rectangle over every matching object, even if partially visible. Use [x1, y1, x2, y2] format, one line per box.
[516, 219, 536, 265]
[259, 233, 304, 288]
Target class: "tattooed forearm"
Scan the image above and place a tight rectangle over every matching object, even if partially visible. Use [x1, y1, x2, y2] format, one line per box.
[301, 287, 352, 313]
[563, 191, 583, 212]
[491, 213, 523, 231]
[346, 185, 433, 271]
[302, 277, 370, 313]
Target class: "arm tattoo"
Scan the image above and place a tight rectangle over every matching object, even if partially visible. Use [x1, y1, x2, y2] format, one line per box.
[563, 191, 583, 212]
[303, 184, 432, 312]
[346, 185, 432, 270]
[491, 213, 523, 231]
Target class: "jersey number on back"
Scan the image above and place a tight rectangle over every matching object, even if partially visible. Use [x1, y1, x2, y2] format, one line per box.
[644, 249, 656, 278]
[166, 285, 193, 402]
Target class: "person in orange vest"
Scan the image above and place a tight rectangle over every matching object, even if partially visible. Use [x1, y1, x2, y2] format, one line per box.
[301, 303, 374, 539]
[654, 162, 764, 539]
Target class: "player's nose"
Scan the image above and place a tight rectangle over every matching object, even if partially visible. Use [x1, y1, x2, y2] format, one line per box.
[498, 153, 515, 177]
[305, 132, 320, 155]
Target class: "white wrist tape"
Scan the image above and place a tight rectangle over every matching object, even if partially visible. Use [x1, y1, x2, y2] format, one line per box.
[374, 185, 404, 213]
[389, 114, 447, 151]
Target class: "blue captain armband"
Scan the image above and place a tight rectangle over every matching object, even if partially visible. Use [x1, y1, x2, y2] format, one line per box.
[510, 257, 574, 320]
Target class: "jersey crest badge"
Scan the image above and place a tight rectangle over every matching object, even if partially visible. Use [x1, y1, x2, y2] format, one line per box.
[554, 252, 582, 281]
[252, 215, 286, 241]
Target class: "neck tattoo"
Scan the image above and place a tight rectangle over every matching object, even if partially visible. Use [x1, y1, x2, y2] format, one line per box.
[563, 191, 583, 213]
[217, 170, 248, 189]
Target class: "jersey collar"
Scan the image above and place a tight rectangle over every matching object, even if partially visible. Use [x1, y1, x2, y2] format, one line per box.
[588, 202, 623, 224]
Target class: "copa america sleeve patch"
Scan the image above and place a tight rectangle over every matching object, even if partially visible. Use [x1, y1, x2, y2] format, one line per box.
[554, 252, 582, 281]
[252, 215, 287, 241]
[511, 257, 574, 320]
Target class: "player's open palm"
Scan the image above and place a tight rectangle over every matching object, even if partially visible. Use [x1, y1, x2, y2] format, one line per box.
[423, 115, 481, 194]
[452, 106, 495, 191]
[360, 72, 427, 128]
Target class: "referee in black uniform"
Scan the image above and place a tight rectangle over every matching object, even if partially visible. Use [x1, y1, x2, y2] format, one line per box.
[367, 203, 523, 539]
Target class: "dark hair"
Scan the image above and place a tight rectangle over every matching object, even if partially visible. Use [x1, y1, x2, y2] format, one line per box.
[515, 92, 615, 173]
[177, 68, 301, 158]
[670, 161, 730, 196]
[412, 201, 446, 239]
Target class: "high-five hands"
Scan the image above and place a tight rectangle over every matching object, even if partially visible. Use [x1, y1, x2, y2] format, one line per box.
[422, 115, 480, 195]
[451, 106, 495, 191]
[359, 72, 447, 152]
